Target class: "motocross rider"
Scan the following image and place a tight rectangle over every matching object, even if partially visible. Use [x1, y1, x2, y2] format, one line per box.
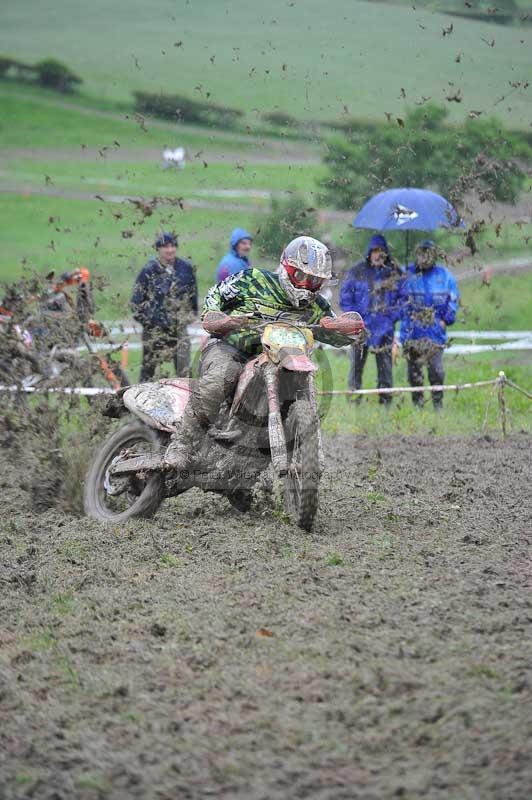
[163, 236, 364, 470]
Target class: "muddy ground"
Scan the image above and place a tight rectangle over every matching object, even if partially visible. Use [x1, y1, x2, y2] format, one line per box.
[1, 432, 531, 799]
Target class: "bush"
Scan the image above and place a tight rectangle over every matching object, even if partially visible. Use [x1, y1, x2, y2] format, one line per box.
[255, 194, 321, 258]
[35, 58, 82, 93]
[0, 55, 82, 93]
[261, 111, 299, 128]
[0, 57, 13, 77]
[134, 91, 243, 129]
[0, 56, 37, 80]
[320, 104, 532, 211]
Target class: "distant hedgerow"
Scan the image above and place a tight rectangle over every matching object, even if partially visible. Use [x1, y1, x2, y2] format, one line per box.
[0, 55, 82, 93]
[35, 58, 82, 93]
[133, 91, 244, 129]
[261, 111, 299, 128]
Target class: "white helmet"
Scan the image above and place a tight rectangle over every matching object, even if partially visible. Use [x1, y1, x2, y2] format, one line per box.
[278, 236, 332, 307]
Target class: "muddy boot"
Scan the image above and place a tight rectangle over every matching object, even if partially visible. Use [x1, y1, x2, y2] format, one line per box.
[163, 410, 200, 471]
[208, 416, 242, 443]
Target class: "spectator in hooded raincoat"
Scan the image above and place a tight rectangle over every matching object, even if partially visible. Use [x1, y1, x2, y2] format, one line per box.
[398, 240, 460, 409]
[131, 232, 198, 381]
[215, 228, 253, 283]
[339, 234, 404, 404]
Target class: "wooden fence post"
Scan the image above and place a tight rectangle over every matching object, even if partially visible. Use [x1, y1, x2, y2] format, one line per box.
[497, 371, 507, 436]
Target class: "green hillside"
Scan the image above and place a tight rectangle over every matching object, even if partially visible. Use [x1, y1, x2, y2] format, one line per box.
[1, 0, 531, 127]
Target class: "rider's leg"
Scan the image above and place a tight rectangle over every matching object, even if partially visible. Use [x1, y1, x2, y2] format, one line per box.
[164, 342, 246, 469]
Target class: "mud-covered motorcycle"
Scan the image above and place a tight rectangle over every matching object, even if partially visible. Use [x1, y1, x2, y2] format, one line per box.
[84, 313, 362, 530]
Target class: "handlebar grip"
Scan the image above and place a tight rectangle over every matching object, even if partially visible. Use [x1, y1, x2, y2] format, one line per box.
[320, 312, 365, 335]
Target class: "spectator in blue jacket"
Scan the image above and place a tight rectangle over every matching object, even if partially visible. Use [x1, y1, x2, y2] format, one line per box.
[339, 234, 403, 404]
[131, 232, 198, 381]
[398, 240, 460, 409]
[215, 228, 253, 283]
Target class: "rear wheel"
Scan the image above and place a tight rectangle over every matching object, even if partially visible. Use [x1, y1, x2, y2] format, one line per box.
[84, 421, 165, 522]
[283, 399, 320, 531]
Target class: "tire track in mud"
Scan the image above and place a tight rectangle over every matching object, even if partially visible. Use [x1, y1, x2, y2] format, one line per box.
[1, 433, 531, 799]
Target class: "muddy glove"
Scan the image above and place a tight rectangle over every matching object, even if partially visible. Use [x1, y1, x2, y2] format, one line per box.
[202, 311, 251, 336]
[320, 312, 365, 336]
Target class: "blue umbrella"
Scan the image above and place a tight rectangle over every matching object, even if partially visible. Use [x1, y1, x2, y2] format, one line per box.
[353, 188, 462, 231]
[353, 188, 463, 264]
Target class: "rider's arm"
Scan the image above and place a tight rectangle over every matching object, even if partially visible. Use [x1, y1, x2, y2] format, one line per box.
[312, 300, 358, 348]
[201, 269, 252, 317]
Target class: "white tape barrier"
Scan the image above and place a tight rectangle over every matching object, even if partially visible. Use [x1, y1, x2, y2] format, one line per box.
[2, 374, 525, 402]
[0, 377, 502, 398]
[448, 338, 532, 355]
[451, 331, 532, 340]
[0, 384, 114, 395]
[318, 378, 499, 397]
[82, 322, 532, 357]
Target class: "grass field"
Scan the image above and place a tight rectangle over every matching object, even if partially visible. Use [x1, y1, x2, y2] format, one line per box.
[0, 32, 530, 440]
[1, 0, 531, 127]
[0, 157, 325, 201]
[0, 83, 313, 153]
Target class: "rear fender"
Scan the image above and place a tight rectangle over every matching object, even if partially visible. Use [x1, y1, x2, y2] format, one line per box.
[123, 381, 192, 432]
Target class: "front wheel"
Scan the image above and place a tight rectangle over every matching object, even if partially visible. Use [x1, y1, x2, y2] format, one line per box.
[283, 399, 320, 531]
[84, 421, 165, 522]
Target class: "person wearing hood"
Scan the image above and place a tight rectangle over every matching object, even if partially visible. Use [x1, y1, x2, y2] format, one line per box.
[339, 234, 404, 404]
[215, 228, 253, 283]
[398, 240, 459, 409]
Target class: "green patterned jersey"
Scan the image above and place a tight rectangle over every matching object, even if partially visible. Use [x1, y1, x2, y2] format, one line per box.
[202, 268, 351, 354]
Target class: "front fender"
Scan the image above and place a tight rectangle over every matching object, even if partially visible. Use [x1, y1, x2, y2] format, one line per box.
[279, 352, 317, 372]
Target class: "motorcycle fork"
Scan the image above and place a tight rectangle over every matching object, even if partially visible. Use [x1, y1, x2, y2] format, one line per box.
[263, 361, 288, 475]
[307, 373, 325, 475]
[292, 376, 324, 475]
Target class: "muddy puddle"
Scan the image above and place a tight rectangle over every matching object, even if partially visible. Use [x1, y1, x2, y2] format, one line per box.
[1, 432, 531, 799]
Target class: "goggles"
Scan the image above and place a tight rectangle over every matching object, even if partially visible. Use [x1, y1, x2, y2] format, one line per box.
[284, 263, 325, 290]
